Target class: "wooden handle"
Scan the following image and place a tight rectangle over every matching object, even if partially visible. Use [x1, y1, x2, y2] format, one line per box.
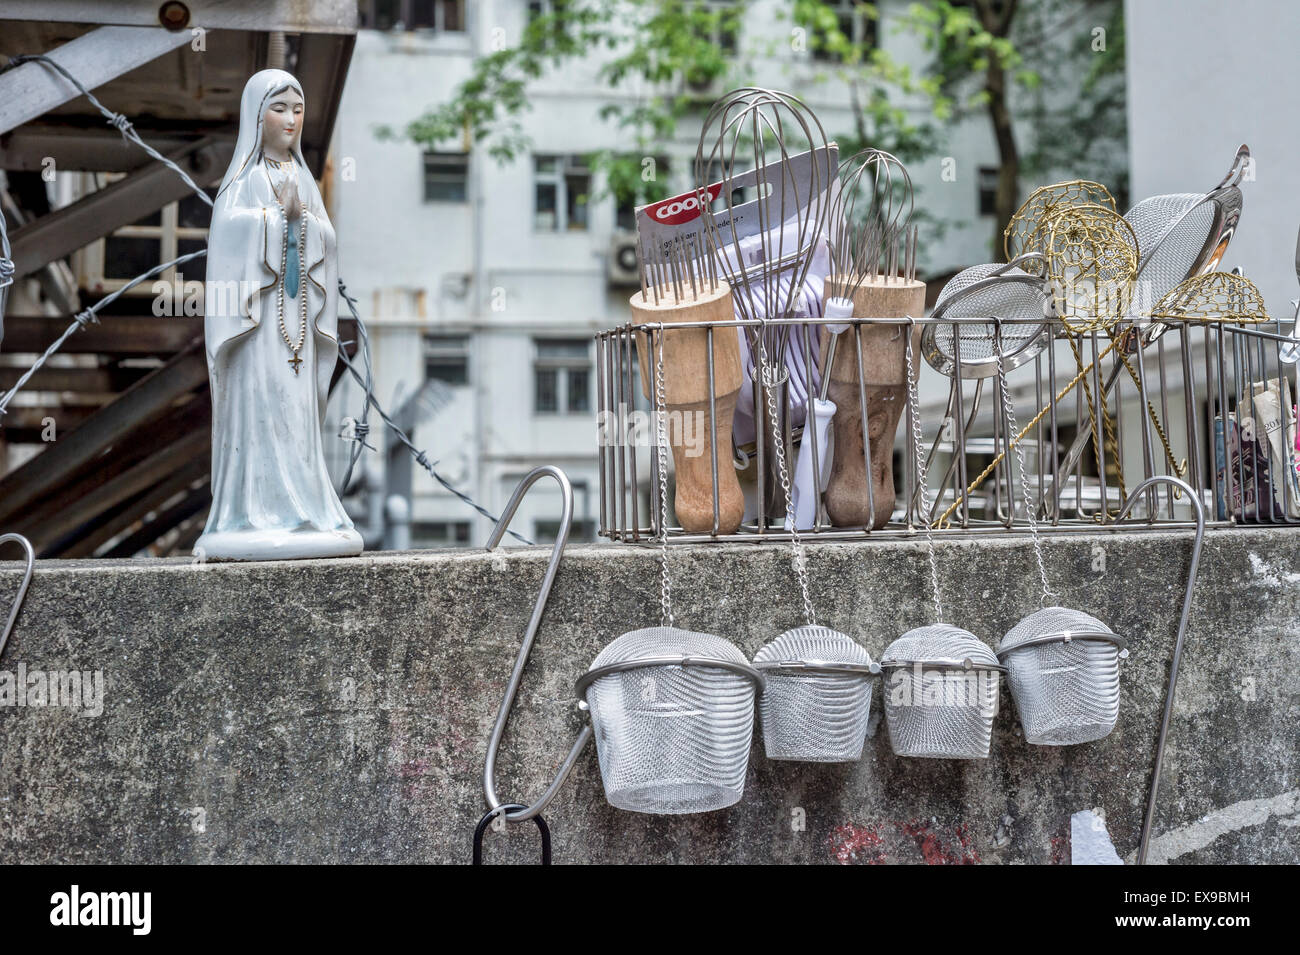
[632, 283, 740, 404]
[824, 279, 926, 528]
[630, 283, 744, 534]
[665, 393, 745, 535]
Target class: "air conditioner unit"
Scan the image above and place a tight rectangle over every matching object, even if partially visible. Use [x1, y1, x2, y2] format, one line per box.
[608, 230, 640, 287]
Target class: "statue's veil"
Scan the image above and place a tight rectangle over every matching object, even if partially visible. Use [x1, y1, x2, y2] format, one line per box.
[215, 68, 325, 217]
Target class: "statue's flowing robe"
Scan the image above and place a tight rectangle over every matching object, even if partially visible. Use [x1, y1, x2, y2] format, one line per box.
[195, 68, 360, 561]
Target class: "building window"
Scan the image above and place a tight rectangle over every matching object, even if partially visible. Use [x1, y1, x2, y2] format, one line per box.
[534, 338, 592, 414]
[423, 151, 469, 202]
[534, 518, 596, 543]
[614, 155, 670, 231]
[978, 166, 999, 216]
[360, 0, 465, 31]
[691, 2, 740, 55]
[423, 334, 469, 385]
[412, 520, 472, 547]
[527, 0, 572, 49]
[90, 184, 214, 294]
[806, 0, 878, 63]
[534, 154, 590, 232]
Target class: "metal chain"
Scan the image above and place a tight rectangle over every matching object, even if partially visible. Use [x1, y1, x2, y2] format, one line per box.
[995, 325, 1057, 608]
[904, 322, 943, 623]
[753, 322, 816, 628]
[653, 323, 674, 628]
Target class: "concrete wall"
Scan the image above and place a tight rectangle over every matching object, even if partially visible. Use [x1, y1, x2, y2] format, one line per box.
[1, 527, 1296, 864]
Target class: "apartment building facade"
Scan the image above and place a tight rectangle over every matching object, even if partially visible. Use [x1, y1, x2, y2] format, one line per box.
[327, 0, 1056, 547]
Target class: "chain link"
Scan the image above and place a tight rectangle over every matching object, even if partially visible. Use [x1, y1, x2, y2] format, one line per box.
[995, 324, 1057, 608]
[904, 322, 944, 623]
[653, 324, 674, 628]
[753, 323, 816, 628]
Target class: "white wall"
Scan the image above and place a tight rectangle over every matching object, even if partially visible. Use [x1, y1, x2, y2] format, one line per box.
[1125, 0, 1300, 321]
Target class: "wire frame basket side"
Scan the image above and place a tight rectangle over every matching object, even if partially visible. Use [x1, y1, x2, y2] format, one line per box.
[1148, 271, 1272, 324]
[1043, 203, 1139, 333]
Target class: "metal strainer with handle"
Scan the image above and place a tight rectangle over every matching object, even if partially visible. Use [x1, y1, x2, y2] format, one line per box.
[919, 255, 1055, 522]
[1125, 144, 1248, 320]
[923, 253, 1054, 380]
[749, 320, 880, 762]
[879, 322, 1004, 759]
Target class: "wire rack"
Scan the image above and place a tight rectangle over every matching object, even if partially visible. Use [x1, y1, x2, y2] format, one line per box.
[595, 316, 1300, 542]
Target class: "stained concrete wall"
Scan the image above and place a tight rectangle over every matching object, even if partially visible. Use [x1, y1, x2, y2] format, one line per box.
[0, 528, 1297, 864]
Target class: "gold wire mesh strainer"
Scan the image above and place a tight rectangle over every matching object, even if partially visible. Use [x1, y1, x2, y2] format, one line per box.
[1147, 271, 1272, 324]
[1005, 180, 1118, 268]
[1042, 203, 1139, 334]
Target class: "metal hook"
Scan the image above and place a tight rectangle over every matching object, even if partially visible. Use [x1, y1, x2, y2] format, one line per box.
[1214, 143, 1251, 190]
[482, 465, 593, 825]
[472, 803, 551, 865]
[1114, 476, 1205, 865]
[0, 533, 35, 664]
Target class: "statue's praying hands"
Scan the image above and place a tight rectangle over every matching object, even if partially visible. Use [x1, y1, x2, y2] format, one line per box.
[274, 176, 302, 221]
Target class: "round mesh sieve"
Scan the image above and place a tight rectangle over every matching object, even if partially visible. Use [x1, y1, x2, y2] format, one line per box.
[753, 625, 876, 762]
[926, 264, 1051, 377]
[879, 625, 1000, 759]
[1124, 193, 1216, 307]
[582, 626, 758, 814]
[998, 606, 1123, 745]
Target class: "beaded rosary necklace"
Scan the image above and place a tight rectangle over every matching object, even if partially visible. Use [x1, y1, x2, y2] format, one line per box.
[266, 154, 308, 375]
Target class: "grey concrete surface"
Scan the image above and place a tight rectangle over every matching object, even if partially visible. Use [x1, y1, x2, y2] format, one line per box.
[0, 527, 1296, 864]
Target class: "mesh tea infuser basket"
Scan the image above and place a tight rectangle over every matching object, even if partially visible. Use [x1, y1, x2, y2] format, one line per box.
[879, 624, 1003, 759]
[748, 323, 879, 762]
[478, 320, 761, 836]
[572, 324, 761, 813]
[997, 607, 1128, 745]
[753, 626, 878, 761]
[989, 324, 1128, 746]
[879, 322, 1003, 759]
[576, 626, 762, 812]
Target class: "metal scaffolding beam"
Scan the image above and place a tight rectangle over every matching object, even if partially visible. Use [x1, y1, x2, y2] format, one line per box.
[7, 137, 231, 281]
[0, 25, 193, 136]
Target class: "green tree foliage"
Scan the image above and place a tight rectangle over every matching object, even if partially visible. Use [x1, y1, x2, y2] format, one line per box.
[383, 1, 1124, 261]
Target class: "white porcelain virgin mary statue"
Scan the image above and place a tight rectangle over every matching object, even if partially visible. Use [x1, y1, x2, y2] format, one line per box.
[195, 69, 363, 561]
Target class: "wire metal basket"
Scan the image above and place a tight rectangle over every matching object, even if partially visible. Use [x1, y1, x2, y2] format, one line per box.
[997, 607, 1128, 745]
[575, 625, 763, 814]
[597, 317, 1300, 540]
[879, 624, 1003, 759]
[752, 625, 879, 762]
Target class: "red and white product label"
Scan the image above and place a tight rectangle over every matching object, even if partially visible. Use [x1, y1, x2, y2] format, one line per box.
[642, 184, 723, 226]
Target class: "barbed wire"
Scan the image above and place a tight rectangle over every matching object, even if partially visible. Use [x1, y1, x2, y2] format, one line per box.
[0, 53, 530, 547]
[0, 248, 208, 416]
